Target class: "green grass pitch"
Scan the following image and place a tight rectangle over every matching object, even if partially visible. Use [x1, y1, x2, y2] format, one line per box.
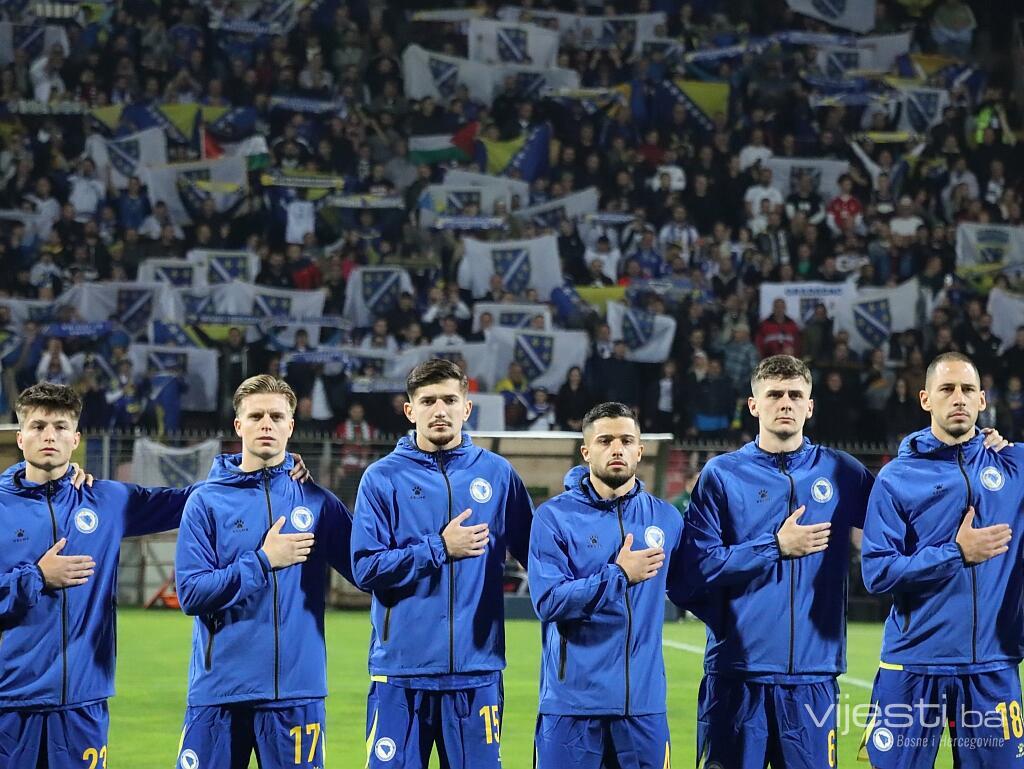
[112, 609, 962, 768]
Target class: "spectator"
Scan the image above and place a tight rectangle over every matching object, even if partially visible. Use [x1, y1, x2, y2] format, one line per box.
[554, 366, 593, 432]
[755, 298, 801, 358]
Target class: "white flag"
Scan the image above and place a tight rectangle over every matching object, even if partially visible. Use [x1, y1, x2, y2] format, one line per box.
[513, 188, 600, 229]
[575, 13, 668, 53]
[93, 127, 168, 190]
[765, 157, 850, 199]
[388, 343, 497, 388]
[488, 327, 588, 390]
[128, 344, 220, 411]
[606, 301, 677, 363]
[472, 302, 551, 331]
[465, 393, 506, 431]
[443, 170, 531, 204]
[131, 438, 220, 487]
[343, 267, 415, 328]
[402, 45, 497, 105]
[987, 287, 1024, 354]
[834, 278, 922, 353]
[459, 235, 564, 300]
[62, 282, 179, 337]
[896, 85, 950, 134]
[785, 0, 875, 33]
[759, 282, 857, 324]
[219, 281, 326, 321]
[956, 223, 1024, 272]
[468, 18, 559, 68]
[417, 184, 512, 228]
[143, 156, 248, 226]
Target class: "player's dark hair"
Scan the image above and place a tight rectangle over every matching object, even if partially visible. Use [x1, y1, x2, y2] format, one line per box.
[581, 402, 640, 435]
[15, 383, 83, 423]
[925, 352, 980, 389]
[406, 358, 468, 399]
[750, 355, 812, 392]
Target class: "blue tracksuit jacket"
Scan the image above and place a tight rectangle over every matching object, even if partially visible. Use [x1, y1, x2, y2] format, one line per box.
[529, 466, 684, 716]
[0, 463, 191, 709]
[682, 438, 874, 680]
[351, 434, 533, 678]
[862, 428, 1024, 672]
[175, 453, 353, 706]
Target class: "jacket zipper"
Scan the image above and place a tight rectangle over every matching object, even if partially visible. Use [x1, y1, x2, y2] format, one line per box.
[204, 629, 215, 670]
[558, 634, 567, 681]
[382, 607, 391, 642]
[436, 451, 455, 674]
[616, 500, 632, 716]
[776, 454, 797, 675]
[956, 447, 977, 664]
[262, 469, 280, 699]
[45, 482, 67, 706]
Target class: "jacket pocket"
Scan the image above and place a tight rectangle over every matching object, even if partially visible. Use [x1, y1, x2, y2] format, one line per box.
[558, 634, 567, 681]
[382, 606, 392, 643]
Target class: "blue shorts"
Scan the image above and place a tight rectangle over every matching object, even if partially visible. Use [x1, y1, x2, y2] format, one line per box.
[534, 713, 671, 769]
[176, 699, 325, 769]
[365, 678, 503, 769]
[696, 675, 839, 769]
[0, 701, 108, 769]
[861, 665, 1024, 769]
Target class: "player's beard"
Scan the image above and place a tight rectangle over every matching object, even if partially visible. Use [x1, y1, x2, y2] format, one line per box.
[425, 421, 456, 448]
[940, 414, 975, 438]
[592, 461, 636, 490]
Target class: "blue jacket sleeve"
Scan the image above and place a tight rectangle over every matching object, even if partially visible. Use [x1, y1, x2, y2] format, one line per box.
[504, 467, 533, 569]
[175, 493, 272, 616]
[666, 514, 694, 609]
[351, 471, 447, 592]
[123, 483, 203, 537]
[317, 490, 355, 584]
[528, 512, 628, 622]
[861, 473, 962, 594]
[0, 564, 44, 620]
[683, 466, 781, 589]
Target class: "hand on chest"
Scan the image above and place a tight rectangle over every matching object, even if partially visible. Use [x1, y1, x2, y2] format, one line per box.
[726, 471, 840, 541]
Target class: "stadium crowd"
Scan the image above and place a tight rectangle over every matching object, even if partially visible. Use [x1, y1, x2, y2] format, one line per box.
[0, 0, 1022, 446]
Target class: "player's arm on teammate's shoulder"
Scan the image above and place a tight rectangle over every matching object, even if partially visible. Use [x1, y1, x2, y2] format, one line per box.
[860, 473, 963, 595]
[318, 490, 355, 584]
[350, 470, 447, 592]
[174, 492, 271, 616]
[121, 452, 313, 538]
[527, 510, 629, 623]
[683, 465, 781, 588]
[504, 467, 533, 569]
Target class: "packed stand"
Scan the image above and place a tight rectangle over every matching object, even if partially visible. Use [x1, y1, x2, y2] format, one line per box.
[0, 0, 1022, 447]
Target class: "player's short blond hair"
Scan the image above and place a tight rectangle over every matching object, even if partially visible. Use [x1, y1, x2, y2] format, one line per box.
[232, 375, 297, 416]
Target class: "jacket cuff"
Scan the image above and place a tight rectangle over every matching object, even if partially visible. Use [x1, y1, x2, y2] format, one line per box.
[255, 548, 272, 575]
[431, 533, 449, 566]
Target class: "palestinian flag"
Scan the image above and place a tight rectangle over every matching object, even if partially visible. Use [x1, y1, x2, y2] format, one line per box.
[408, 122, 479, 165]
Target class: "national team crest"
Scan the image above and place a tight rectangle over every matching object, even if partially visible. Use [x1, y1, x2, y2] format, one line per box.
[75, 508, 99, 534]
[853, 299, 892, 349]
[470, 478, 493, 503]
[290, 506, 314, 531]
[497, 26, 528, 62]
[158, 452, 200, 488]
[206, 253, 253, 284]
[980, 466, 1005, 492]
[492, 248, 531, 294]
[497, 311, 532, 328]
[823, 49, 859, 79]
[513, 333, 554, 381]
[361, 270, 402, 316]
[621, 307, 654, 350]
[811, 0, 847, 20]
[799, 298, 823, 323]
[155, 264, 196, 287]
[178, 748, 200, 769]
[513, 72, 546, 99]
[811, 477, 834, 503]
[117, 288, 154, 335]
[428, 57, 459, 98]
[374, 737, 397, 762]
[182, 291, 214, 317]
[644, 525, 665, 549]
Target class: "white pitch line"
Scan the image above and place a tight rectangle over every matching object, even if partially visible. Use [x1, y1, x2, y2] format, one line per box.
[662, 638, 873, 690]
